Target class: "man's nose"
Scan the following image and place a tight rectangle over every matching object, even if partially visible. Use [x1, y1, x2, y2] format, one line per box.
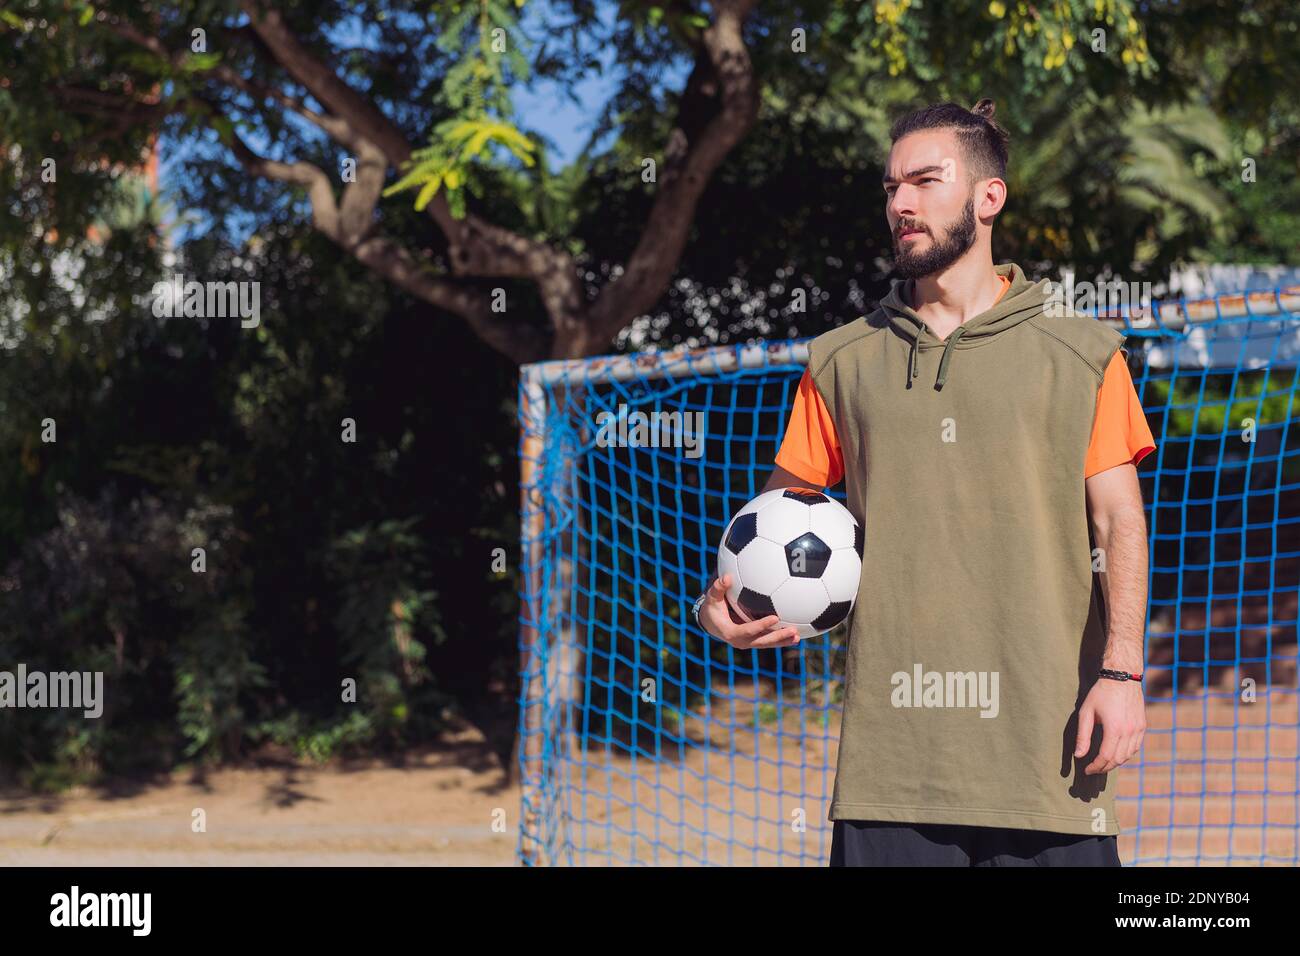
[889, 185, 918, 219]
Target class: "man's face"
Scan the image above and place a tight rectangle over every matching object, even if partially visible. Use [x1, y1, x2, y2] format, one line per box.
[883, 129, 978, 280]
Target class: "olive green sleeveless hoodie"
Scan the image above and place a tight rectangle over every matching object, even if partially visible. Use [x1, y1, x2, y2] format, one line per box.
[809, 261, 1126, 835]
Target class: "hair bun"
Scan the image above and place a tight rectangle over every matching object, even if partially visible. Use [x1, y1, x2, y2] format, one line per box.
[972, 98, 996, 119]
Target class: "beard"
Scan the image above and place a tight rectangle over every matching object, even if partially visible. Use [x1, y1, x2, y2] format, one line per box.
[892, 196, 978, 280]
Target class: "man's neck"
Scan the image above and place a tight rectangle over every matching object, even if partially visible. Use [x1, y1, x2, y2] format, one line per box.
[906, 253, 1005, 341]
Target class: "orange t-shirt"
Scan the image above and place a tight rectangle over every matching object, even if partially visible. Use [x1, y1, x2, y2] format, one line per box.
[774, 277, 1156, 486]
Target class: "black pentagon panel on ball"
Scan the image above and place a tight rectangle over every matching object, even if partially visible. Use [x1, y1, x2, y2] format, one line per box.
[737, 587, 776, 621]
[853, 523, 864, 559]
[812, 600, 852, 632]
[724, 512, 758, 555]
[784, 532, 831, 577]
[782, 487, 829, 506]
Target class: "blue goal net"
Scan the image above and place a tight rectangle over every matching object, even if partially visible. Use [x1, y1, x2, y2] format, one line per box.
[516, 285, 1300, 866]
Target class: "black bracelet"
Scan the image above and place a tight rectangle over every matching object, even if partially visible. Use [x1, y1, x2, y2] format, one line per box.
[1099, 668, 1143, 682]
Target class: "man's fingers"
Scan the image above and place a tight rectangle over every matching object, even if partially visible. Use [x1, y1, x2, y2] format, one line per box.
[1086, 728, 1120, 774]
[1115, 732, 1138, 768]
[709, 577, 755, 626]
[699, 581, 802, 648]
[746, 627, 801, 648]
[709, 575, 731, 599]
[1112, 730, 1142, 771]
[734, 614, 782, 639]
[1074, 706, 1095, 758]
[1128, 729, 1145, 763]
[735, 617, 800, 647]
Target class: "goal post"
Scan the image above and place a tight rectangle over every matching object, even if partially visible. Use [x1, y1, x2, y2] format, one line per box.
[516, 284, 1300, 866]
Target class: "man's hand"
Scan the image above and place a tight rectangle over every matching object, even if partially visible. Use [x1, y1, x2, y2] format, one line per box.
[698, 574, 800, 649]
[1074, 678, 1146, 774]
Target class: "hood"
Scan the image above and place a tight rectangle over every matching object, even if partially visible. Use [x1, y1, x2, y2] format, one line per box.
[880, 262, 1049, 390]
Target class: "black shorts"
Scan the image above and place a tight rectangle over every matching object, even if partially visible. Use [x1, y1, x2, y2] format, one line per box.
[829, 819, 1120, 867]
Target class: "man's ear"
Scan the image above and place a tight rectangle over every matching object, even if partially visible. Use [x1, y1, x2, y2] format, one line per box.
[977, 178, 1007, 220]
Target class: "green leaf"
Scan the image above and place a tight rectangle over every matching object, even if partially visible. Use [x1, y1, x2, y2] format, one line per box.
[181, 52, 224, 73]
[413, 175, 444, 211]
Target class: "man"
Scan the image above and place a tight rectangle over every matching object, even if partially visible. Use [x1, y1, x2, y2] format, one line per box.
[694, 100, 1156, 866]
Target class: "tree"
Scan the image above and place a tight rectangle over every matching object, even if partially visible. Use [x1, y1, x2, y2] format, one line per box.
[1, 0, 1187, 365]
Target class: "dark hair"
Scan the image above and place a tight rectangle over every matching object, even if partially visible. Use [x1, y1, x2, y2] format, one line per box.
[889, 98, 1010, 183]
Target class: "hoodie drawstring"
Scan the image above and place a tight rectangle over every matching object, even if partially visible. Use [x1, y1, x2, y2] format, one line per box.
[934, 326, 967, 390]
[909, 325, 967, 390]
[887, 266, 1032, 390]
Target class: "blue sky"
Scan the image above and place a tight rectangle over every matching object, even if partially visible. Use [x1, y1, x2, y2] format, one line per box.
[509, 0, 693, 169]
[512, 0, 626, 171]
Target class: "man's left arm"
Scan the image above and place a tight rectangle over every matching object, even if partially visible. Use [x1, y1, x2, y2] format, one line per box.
[1076, 463, 1150, 774]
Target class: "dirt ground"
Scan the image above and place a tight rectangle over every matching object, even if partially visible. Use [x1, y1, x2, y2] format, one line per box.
[0, 724, 520, 867]
[2, 690, 1294, 867]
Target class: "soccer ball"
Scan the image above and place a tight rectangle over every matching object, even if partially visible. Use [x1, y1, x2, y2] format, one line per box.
[716, 487, 864, 640]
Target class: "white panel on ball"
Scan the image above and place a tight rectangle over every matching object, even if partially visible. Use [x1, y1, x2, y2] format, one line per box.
[821, 548, 861, 604]
[770, 576, 831, 628]
[754, 497, 810, 544]
[809, 502, 857, 551]
[733, 537, 791, 596]
[716, 543, 742, 592]
[737, 488, 784, 513]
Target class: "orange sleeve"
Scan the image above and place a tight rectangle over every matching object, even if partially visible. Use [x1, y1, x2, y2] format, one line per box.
[1084, 351, 1157, 479]
[774, 368, 844, 487]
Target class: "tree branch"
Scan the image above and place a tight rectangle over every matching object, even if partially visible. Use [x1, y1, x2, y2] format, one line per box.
[238, 4, 416, 171]
[93, 1, 762, 364]
[348, 235, 547, 365]
[585, 0, 761, 350]
[212, 102, 544, 364]
[221, 121, 341, 239]
[238, 7, 580, 279]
